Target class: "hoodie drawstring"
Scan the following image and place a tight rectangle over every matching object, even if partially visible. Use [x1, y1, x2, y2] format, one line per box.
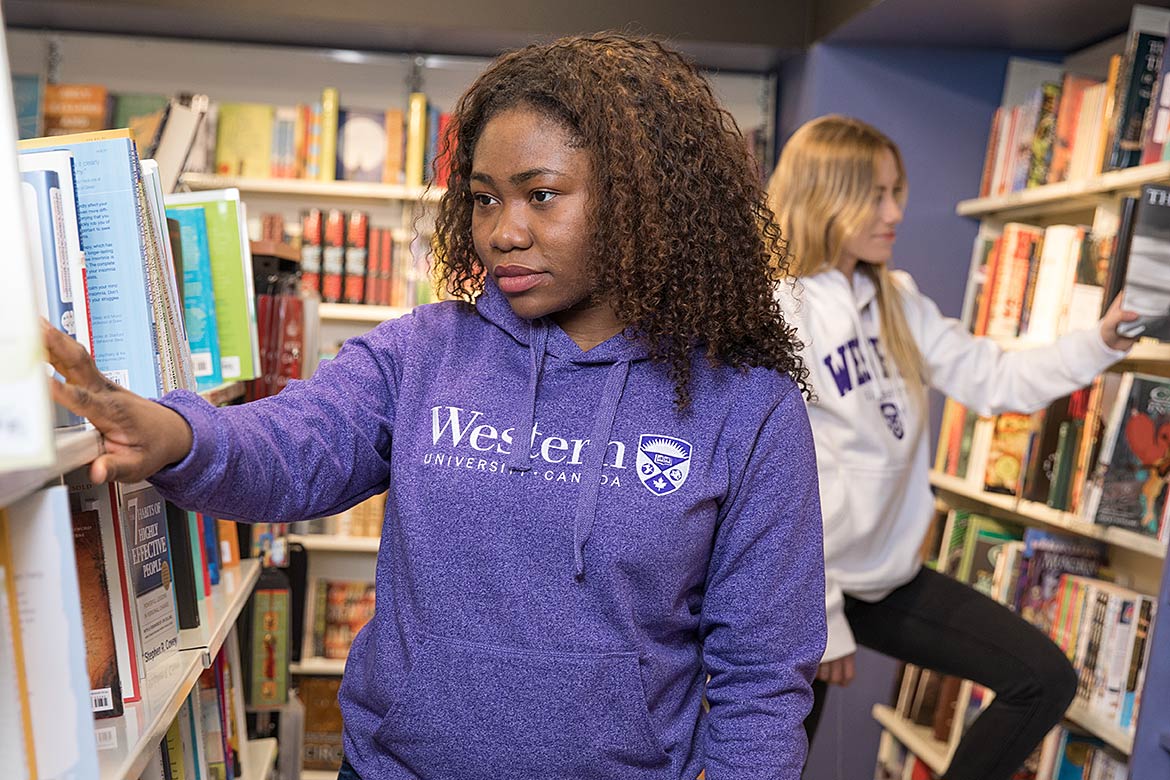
[572, 359, 629, 580]
[508, 320, 549, 473]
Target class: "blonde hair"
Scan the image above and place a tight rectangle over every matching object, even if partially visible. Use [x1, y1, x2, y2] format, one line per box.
[768, 115, 925, 390]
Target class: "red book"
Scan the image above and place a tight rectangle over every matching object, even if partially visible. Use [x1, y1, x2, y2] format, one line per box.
[275, 295, 305, 394]
[364, 227, 382, 304]
[321, 209, 346, 303]
[380, 229, 395, 305]
[343, 211, 369, 304]
[433, 112, 455, 187]
[300, 209, 323, 295]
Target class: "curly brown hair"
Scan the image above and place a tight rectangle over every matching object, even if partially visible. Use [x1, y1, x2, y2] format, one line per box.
[432, 32, 807, 407]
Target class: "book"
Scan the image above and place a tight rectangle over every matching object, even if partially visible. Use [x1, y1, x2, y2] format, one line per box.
[19, 129, 167, 398]
[1117, 184, 1170, 340]
[70, 507, 124, 718]
[121, 482, 180, 675]
[13, 73, 42, 139]
[300, 676, 344, 771]
[0, 508, 35, 780]
[42, 83, 109, 136]
[215, 103, 274, 178]
[984, 413, 1033, 495]
[343, 210, 369, 304]
[404, 92, 428, 187]
[384, 108, 405, 184]
[1105, 5, 1170, 171]
[1048, 74, 1101, 185]
[167, 205, 224, 390]
[337, 108, 386, 182]
[986, 223, 1043, 338]
[3, 487, 100, 779]
[111, 92, 169, 154]
[321, 208, 346, 303]
[318, 88, 340, 183]
[166, 501, 201, 631]
[1086, 373, 1170, 536]
[313, 579, 376, 659]
[244, 572, 290, 709]
[197, 666, 228, 780]
[165, 189, 260, 381]
[153, 98, 208, 194]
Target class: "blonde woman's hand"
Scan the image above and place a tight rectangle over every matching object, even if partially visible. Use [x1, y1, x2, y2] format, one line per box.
[43, 322, 193, 484]
[816, 652, 856, 686]
[1100, 294, 1141, 352]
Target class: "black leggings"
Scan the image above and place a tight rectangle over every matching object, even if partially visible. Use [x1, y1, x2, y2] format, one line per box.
[804, 567, 1077, 780]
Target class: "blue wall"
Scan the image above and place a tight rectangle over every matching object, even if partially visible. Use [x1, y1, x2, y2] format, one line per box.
[776, 43, 1013, 780]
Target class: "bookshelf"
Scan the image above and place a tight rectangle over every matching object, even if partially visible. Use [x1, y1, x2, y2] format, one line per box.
[1065, 701, 1135, 756]
[179, 558, 263, 662]
[929, 471, 1167, 560]
[318, 302, 413, 324]
[289, 656, 347, 676]
[95, 651, 206, 780]
[179, 172, 445, 204]
[288, 532, 380, 553]
[198, 380, 248, 407]
[302, 770, 339, 780]
[956, 160, 1170, 220]
[0, 425, 101, 507]
[241, 736, 279, 780]
[871, 704, 952, 775]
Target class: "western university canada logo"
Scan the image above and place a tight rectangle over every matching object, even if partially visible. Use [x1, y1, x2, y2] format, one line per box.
[637, 435, 692, 495]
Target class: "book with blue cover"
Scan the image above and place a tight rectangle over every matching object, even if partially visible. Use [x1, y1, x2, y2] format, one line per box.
[18, 129, 164, 399]
[166, 205, 224, 390]
[165, 189, 259, 381]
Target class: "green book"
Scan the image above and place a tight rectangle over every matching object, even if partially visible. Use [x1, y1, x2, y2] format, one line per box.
[164, 188, 259, 381]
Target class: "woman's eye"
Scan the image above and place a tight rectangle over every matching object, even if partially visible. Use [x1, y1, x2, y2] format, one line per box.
[532, 190, 557, 204]
[473, 193, 497, 207]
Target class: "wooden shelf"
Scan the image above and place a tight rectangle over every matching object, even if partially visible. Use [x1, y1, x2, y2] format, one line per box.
[930, 471, 1167, 560]
[95, 650, 205, 780]
[198, 380, 247, 406]
[179, 558, 263, 663]
[318, 302, 413, 323]
[956, 160, 1170, 220]
[288, 533, 380, 553]
[290, 656, 346, 676]
[1066, 700, 1135, 756]
[0, 425, 101, 508]
[179, 173, 445, 203]
[872, 704, 952, 776]
[241, 736, 279, 780]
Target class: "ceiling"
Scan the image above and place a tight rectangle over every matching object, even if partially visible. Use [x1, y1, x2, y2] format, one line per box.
[2, 0, 1166, 71]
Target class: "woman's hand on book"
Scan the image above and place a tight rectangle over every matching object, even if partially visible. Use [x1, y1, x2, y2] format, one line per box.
[1100, 295, 1140, 352]
[43, 322, 194, 484]
[816, 652, 856, 686]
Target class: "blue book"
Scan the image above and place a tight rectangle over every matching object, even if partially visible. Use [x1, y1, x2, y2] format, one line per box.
[12, 73, 41, 139]
[166, 205, 224, 391]
[19, 129, 164, 399]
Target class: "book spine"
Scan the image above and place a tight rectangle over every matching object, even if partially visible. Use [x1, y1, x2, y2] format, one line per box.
[318, 89, 339, 183]
[405, 93, 428, 188]
[343, 211, 369, 304]
[321, 208, 346, 303]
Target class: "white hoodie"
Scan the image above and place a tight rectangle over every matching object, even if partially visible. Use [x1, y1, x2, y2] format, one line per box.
[777, 268, 1128, 662]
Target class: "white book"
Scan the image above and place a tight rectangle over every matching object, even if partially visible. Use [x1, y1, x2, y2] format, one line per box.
[5, 486, 100, 779]
[0, 19, 53, 472]
[185, 692, 210, 780]
[1022, 224, 1083, 344]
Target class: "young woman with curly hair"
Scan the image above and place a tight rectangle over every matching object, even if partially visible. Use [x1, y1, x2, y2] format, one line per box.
[768, 115, 1138, 780]
[46, 33, 826, 780]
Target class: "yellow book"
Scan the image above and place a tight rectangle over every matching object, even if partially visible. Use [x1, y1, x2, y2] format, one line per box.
[215, 103, 274, 178]
[317, 88, 340, 182]
[18, 126, 132, 150]
[165, 715, 187, 780]
[1094, 54, 1122, 176]
[0, 510, 37, 780]
[404, 93, 428, 188]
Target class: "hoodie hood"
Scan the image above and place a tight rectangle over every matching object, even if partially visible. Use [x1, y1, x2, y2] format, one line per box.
[476, 277, 648, 577]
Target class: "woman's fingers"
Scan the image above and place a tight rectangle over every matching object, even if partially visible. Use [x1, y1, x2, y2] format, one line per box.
[42, 322, 108, 391]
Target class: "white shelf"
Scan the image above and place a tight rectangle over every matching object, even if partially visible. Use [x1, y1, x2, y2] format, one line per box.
[930, 471, 1167, 560]
[956, 160, 1170, 219]
[318, 302, 413, 323]
[871, 704, 952, 776]
[290, 656, 347, 676]
[95, 650, 205, 780]
[289, 533, 380, 553]
[302, 770, 338, 780]
[179, 172, 445, 203]
[1065, 700, 1135, 756]
[180, 558, 263, 663]
[198, 380, 248, 406]
[0, 425, 101, 508]
[241, 736, 279, 780]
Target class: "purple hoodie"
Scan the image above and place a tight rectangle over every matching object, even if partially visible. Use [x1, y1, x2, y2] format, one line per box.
[151, 279, 826, 779]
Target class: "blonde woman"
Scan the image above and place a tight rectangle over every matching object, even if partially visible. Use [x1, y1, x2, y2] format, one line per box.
[768, 115, 1138, 780]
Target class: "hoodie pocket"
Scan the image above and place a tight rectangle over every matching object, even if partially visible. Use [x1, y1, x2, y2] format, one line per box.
[373, 631, 669, 777]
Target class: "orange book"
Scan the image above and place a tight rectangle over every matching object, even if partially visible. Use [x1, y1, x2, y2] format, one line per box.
[978, 107, 1004, 198]
[42, 83, 109, 136]
[383, 108, 405, 184]
[1047, 73, 1101, 184]
[0, 510, 37, 778]
[973, 236, 1003, 336]
[217, 519, 240, 568]
[1094, 54, 1123, 176]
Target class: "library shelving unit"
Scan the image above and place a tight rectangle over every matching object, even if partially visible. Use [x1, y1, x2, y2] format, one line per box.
[178, 172, 445, 204]
[317, 302, 414, 324]
[288, 532, 381, 554]
[878, 150, 1170, 776]
[1, 379, 265, 780]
